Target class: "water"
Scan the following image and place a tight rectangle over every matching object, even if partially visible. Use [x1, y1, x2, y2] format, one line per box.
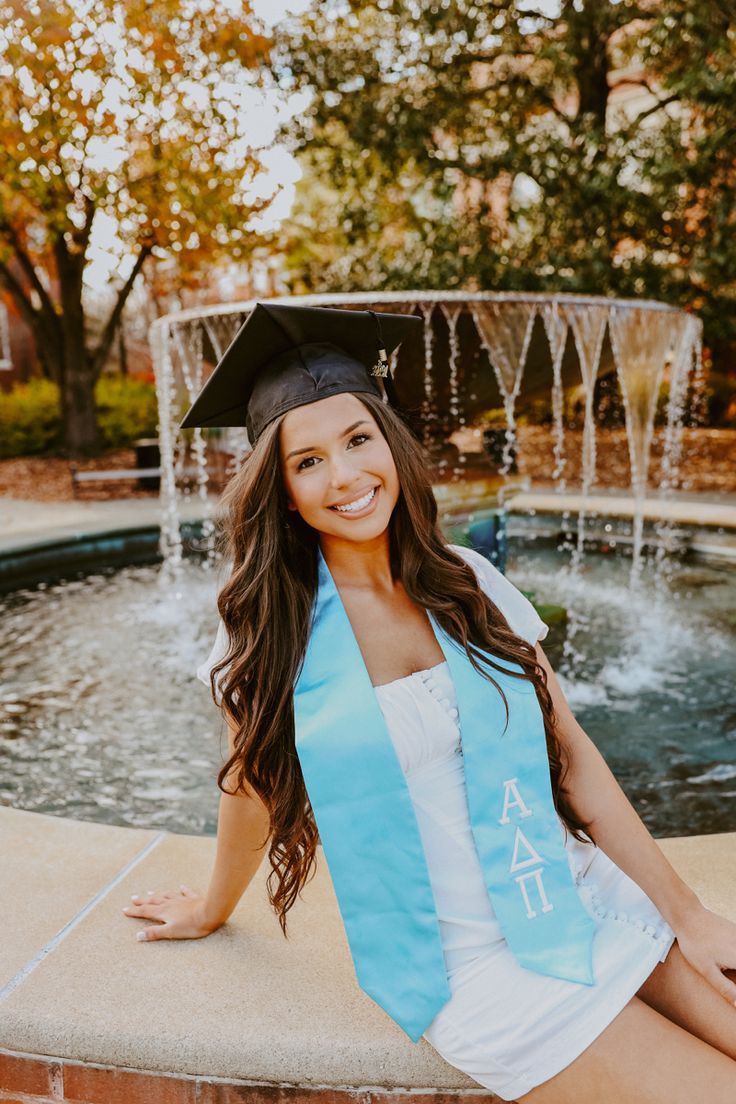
[1, 545, 733, 838]
[512, 545, 736, 838]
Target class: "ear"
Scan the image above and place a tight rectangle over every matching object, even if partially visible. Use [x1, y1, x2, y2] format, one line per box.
[286, 498, 297, 511]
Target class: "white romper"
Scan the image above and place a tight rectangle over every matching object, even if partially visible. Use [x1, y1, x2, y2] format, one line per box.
[197, 544, 677, 1102]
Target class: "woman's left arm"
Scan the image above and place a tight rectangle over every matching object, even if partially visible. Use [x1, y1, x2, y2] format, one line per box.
[536, 643, 736, 1005]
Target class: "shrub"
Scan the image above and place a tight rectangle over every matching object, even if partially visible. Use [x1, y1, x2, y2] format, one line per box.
[0, 373, 159, 457]
[0, 378, 62, 458]
[95, 375, 159, 448]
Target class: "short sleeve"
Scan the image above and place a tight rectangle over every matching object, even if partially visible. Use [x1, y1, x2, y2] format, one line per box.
[196, 618, 230, 706]
[449, 543, 549, 646]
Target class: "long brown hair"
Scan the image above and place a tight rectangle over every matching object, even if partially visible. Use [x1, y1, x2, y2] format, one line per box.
[210, 391, 597, 935]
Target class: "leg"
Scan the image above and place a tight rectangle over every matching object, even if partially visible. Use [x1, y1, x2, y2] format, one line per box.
[515, 994, 736, 1104]
[635, 938, 736, 1060]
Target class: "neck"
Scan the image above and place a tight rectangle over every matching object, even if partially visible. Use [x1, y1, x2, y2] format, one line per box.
[318, 531, 395, 591]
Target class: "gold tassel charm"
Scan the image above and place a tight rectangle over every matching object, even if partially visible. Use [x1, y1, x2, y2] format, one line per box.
[370, 347, 389, 377]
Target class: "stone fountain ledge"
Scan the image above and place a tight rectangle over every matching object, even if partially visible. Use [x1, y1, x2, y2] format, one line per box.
[2, 804, 736, 1104]
[503, 489, 736, 531]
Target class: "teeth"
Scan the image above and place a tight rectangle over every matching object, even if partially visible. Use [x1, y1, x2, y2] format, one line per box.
[333, 487, 376, 513]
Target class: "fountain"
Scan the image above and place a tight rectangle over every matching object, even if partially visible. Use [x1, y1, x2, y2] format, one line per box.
[149, 291, 703, 584]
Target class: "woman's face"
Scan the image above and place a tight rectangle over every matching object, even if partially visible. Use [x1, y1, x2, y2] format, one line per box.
[279, 392, 400, 544]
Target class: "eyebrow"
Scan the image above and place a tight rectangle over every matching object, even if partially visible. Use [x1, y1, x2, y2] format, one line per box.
[285, 420, 370, 461]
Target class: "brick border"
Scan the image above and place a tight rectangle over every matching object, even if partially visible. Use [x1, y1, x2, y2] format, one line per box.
[0, 1051, 501, 1104]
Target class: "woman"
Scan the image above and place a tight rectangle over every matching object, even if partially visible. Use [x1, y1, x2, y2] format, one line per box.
[123, 304, 736, 1102]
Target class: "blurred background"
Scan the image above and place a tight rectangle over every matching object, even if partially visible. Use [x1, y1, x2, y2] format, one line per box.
[0, 0, 733, 487]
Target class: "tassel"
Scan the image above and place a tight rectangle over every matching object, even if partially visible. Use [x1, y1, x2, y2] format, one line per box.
[367, 310, 390, 378]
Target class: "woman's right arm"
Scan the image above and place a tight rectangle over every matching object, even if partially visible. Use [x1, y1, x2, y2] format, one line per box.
[122, 710, 272, 940]
[198, 710, 272, 932]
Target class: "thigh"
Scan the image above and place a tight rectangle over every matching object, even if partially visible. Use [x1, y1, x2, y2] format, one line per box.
[635, 938, 736, 1061]
[515, 994, 736, 1104]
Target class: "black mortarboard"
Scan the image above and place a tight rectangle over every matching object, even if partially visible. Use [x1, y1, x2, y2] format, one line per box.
[179, 302, 423, 444]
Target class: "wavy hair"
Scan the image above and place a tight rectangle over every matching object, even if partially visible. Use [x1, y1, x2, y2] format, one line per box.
[210, 391, 597, 935]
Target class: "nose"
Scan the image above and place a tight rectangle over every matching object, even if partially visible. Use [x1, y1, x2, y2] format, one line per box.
[328, 450, 361, 489]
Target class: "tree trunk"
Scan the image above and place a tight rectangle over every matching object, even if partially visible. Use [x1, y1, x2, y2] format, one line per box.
[54, 236, 100, 456]
[60, 360, 99, 456]
[119, 325, 128, 376]
[32, 313, 100, 457]
[567, 2, 612, 130]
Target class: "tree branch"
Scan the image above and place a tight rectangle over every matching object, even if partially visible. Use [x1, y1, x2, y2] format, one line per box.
[72, 193, 97, 255]
[0, 222, 59, 325]
[461, 74, 572, 127]
[0, 257, 38, 329]
[90, 243, 152, 376]
[619, 92, 681, 140]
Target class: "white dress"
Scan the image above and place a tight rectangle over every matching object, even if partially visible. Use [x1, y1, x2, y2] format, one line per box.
[197, 544, 676, 1103]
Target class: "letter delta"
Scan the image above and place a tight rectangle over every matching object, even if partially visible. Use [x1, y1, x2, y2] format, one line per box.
[498, 777, 554, 921]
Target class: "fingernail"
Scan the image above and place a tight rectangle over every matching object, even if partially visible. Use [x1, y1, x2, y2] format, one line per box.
[136, 931, 146, 941]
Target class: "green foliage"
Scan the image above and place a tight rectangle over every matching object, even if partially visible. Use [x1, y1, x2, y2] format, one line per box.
[0, 378, 62, 458]
[273, 0, 736, 367]
[94, 375, 159, 448]
[0, 375, 159, 458]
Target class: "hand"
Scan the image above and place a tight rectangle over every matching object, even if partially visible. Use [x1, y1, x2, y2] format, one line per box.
[121, 883, 221, 942]
[674, 904, 736, 1005]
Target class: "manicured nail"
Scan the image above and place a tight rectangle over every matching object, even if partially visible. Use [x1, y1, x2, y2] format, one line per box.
[136, 931, 146, 941]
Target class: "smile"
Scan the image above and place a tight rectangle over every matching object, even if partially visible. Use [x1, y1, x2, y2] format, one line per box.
[330, 486, 378, 514]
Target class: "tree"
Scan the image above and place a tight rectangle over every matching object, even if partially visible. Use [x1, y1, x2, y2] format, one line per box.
[0, 0, 274, 454]
[271, 0, 735, 360]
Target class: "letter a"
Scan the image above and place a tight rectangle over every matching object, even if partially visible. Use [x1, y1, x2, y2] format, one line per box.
[498, 777, 533, 825]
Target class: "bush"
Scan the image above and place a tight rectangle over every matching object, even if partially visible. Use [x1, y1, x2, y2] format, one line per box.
[0, 374, 159, 458]
[95, 375, 159, 448]
[0, 378, 62, 458]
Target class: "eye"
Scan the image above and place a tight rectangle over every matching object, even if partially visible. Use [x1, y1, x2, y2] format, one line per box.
[295, 433, 372, 472]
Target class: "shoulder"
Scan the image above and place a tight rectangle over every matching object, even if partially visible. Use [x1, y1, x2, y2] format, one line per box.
[447, 542, 549, 646]
[196, 618, 230, 705]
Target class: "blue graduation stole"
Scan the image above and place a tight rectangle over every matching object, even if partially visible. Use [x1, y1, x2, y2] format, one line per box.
[293, 547, 596, 1042]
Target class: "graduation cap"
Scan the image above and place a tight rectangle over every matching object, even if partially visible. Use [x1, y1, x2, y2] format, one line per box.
[179, 302, 423, 444]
